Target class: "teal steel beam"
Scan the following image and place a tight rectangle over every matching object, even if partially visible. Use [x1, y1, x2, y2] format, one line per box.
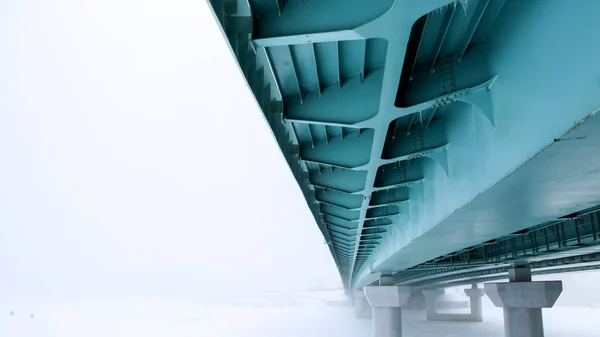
[285, 70, 383, 126]
[208, 0, 600, 291]
[285, 118, 357, 129]
[371, 178, 424, 192]
[252, 0, 455, 43]
[253, 0, 394, 40]
[317, 200, 360, 211]
[353, 0, 600, 287]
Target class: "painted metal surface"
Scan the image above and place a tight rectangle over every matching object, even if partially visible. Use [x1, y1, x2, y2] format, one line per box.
[206, 0, 600, 289]
[391, 204, 600, 284]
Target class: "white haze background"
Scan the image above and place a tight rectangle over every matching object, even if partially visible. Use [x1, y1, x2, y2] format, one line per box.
[0, 0, 340, 303]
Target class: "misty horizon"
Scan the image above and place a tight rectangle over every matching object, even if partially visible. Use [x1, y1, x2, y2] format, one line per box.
[0, 0, 341, 303]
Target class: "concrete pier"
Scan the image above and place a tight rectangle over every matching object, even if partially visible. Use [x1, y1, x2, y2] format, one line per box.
[354, 289, 372, 319]
[364, 276, 411, 337]
[484, 267, 562, 337]
[464, 284, 485, 322]
[421, 289, 444, 321]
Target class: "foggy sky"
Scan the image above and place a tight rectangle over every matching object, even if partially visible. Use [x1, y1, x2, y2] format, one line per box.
[0, 0, 341, 301]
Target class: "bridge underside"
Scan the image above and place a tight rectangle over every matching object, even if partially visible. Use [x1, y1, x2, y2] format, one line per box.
[207, 0, 600, 289]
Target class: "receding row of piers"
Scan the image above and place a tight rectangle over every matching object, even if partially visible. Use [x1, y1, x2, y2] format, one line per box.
[353, 267, 562, 337]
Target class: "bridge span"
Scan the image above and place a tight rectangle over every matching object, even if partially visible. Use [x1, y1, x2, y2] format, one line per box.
[207, 0, 600, 335]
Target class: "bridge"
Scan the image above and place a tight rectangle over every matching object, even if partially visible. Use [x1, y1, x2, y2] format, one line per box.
[206, 0, 600, 335]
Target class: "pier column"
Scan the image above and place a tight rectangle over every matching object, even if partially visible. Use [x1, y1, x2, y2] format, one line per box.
[354, 289, 372, 319]
[364, 276, 411, 337]
[464, 284, 485, 322]
[484, 267, 562, 337]
[421, 288, 444, 321]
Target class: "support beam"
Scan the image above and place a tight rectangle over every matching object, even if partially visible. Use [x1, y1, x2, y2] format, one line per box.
[372, 178, 424, 192]
[318, 200, 361, 211]
[364, 276, 411, 337]
[456, 0, 490, 63]
[300, 129, 374, 170]
[304, 160, 357, 171]
[286, 118, 357, 129]
[430, 3, 456, 73]
[380, 144, 449, 175]
[391, 75, 497, 126]
[253, 0, 394, 40]
[484, 267, 562, 337]
[285, 70, 384, 125]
